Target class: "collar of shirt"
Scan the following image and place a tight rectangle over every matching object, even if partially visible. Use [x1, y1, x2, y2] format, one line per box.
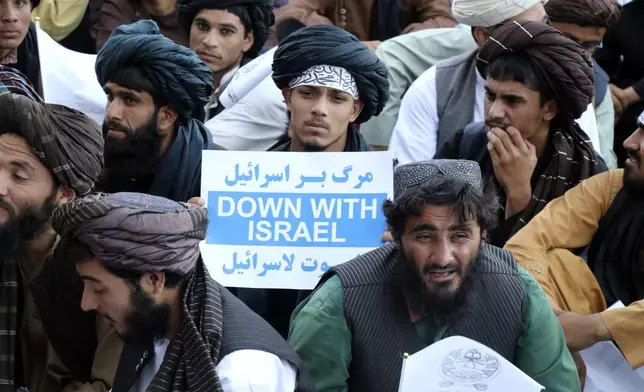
[0, 49, 18, 65]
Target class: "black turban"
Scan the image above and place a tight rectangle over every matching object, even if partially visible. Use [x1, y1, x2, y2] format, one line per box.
[95, 20, 213, 119]
[0, 93, 104, 196]
[177, 0, 275, 58]
[477, 21, 594, 122]
[272, 24, 390, 124]
[545, 0, 621, 28]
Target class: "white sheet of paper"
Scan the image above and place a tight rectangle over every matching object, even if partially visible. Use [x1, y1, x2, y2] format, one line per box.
[219, 47, 276, 109]
[398, 336, 544, 392]
[582, 301, 644, 392]
[36, 24, 106, 125]
[200, 151, 393, 290]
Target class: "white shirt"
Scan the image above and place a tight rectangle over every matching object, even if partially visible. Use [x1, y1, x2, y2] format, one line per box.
[388, 63, 601, 165]
[129, 345, 297, 392]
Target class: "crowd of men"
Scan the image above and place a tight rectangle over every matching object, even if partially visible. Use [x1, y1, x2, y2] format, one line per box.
[0, 0, 643, 391]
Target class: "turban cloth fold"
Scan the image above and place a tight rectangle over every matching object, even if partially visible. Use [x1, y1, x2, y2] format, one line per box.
[176, 0, 275, 58]
[0, 93, 103, 195]
[452, 0, 546, 27]
[272, 24, 390, 124]
[545, 0, 621, 27]
[477, 20, 594, 122]
[52, 192, 209, 276]
[95, 20, 213, 119]
[0, 65, 42, 102]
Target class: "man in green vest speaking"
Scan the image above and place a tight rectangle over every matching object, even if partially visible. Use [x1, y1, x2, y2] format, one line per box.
[288, 159, 581, 392]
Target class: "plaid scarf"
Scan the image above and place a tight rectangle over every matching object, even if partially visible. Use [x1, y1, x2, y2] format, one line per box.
[0, 258, 19, 390]
[510, 123, 601, 237]
[148, 260, 224, 392]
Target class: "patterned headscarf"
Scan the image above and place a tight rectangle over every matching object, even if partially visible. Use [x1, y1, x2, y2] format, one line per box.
[0, 66, 42, 102]
[394, 160, 483, 201]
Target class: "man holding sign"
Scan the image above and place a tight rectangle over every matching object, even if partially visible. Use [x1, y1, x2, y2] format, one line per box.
[289, 160, 580, 392]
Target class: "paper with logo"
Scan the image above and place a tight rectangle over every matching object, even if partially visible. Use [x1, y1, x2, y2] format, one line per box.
[200, 150, 393, 290]
[398, 336, 544, 392]
[219, 47, 276, 109]
[581, 301, 644, 392]
[36, 23, 106, 125]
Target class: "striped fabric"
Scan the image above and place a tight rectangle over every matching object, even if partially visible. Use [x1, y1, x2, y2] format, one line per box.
[323, 243, 526, 392]
[0, 66, 42, 102]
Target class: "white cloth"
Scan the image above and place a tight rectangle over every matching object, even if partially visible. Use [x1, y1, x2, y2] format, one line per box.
[289, 65, 360, 99]
[205, 75, 288, 151]
[130, 347, 297, 392]
[388, 63, 601, 165]
[452, 0, 547, 27]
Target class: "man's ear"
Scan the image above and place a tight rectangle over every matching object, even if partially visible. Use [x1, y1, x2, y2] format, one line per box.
[350, 100, 365, 123]
[542, 100, 558, 122]
[140, 272, 167, 295]
[282, 88, 292, 110]
[55, 185, 76, 206]
[157, 106, 179, 135]
[242, 30, 255, 53]
[473, 27, 490, 47]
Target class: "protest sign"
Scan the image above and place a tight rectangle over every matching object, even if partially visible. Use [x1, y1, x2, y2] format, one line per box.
[36, 24, 106, 125]
[200, 151, 393, 290]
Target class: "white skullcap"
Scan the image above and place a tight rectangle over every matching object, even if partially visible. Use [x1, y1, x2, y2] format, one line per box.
[452, 0, 548, 27]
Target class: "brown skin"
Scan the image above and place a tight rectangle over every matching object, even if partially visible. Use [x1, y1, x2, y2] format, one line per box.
[140, 0, 176, 16]
[0, 133, 75, 271]
[190, 9, 254, 90]
[0, 0, 31, 61]
[610, 84, 641, 121]
[553, 309, 611, 352]
[551, 21, 605, 55]
[283, 85, 364, 152]
[472, 3, 549, 46]
[623, 119, 644, 183]
[484, 78, 557, 218]
[394, 205, 483, 321]
[103, 82, 178, 157]
[77, 257, 182, 339]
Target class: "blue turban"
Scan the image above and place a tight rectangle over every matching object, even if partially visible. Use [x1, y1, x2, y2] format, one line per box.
[95, 20, 213, 119]
[272, 25, 390, 124]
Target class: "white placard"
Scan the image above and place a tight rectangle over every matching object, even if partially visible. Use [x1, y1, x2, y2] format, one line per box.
[200, 151, 394, 290]
[399, 336, 544, 392]
[219, 47, 276, 109]
[36, 24, 106, 125]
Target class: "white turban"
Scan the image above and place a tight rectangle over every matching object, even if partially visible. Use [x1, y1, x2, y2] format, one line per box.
[452, 0, 547, 27]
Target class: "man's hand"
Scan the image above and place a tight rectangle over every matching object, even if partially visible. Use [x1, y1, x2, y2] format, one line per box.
[610, 84, 625, 120]
[610, 84, 642, 120]
[553, 310, 611, 352]
[487, 126, 537, 218]
[362, 40, 381, 53]
[187, 197, 205, 206]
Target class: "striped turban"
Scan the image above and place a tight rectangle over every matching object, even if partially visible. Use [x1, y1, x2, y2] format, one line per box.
[51, 192, 209, 276]
[477, 20, 594, 122]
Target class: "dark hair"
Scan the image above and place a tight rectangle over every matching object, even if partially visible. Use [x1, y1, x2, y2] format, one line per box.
[486, 51, 555, 107]
[382, 175, 499, 241]
[58, 237, 190, 289]
[107, 67, 168, 109]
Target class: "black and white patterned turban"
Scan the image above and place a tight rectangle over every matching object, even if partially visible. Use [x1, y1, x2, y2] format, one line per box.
[394, 160, 482, 201]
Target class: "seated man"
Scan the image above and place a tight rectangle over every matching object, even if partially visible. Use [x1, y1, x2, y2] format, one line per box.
[289, 159, 580, 392]
[51, 192, 315, 391]
[95, 20, 221, 202]
[270, 24, 389, 152]
[546, 0, 622, 169]
[0, 0, 40, 90]
[505, 111, 644, 373]
[177, 0, 274, 120]
[0, 68, 116, 391]
[389, 0, 603, 164]
[435, 21, 605, 247]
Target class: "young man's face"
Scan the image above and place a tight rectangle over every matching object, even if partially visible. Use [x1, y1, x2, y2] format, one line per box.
[552, 21, 606, 55]
[189, 9, 253, 77]
[284, 85, 364, 152]
[484, 78, 556, 140]
[0, 0, 31, 54]
[77, 257, 171, 343]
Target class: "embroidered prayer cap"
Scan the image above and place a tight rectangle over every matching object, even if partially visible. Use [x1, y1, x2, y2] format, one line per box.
[394, 160, 482, 201]
[52, 192, 209, 276]
[0, 66, 43, 102]
[452, 0, 547, 27]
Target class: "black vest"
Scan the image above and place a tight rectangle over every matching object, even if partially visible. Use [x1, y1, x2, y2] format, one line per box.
[320, 243, 526, 392]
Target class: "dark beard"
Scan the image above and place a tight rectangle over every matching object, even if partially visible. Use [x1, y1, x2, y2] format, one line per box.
[0, 190, 58, 261]
[400, 246, 480, 326]
[97, 115, 164, 194]
[120, 285, 171, 344]
[623, 152, 644, 197]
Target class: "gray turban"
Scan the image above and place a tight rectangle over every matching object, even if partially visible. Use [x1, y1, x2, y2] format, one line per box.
[452, 0, 547, 27]
[51, 192, 209, 276]
[394, 159, 482, 201]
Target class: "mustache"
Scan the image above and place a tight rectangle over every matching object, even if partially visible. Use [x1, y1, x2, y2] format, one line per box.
[627, 149, 641, 163]
[0, 198, 16, 219]
[421, 263, 462, 274]
[103, 120, 130, 135]
[485, 120, 510, 130]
